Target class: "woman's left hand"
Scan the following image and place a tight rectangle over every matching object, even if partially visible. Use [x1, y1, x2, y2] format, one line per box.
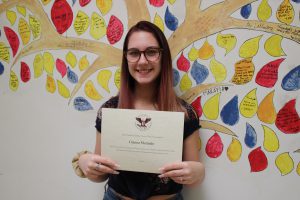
[158, 161, 204, 185]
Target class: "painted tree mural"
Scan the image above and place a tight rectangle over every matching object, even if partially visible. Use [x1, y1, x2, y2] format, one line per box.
[0, 0, 299, 177]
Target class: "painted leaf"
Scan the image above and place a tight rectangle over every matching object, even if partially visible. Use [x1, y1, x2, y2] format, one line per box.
[43, 52, 55, 75]
[97, 69, 112, 93]
[96, 0, 112, 15]
[20, 62, 31, 83]
[205, 133, 223, 158]
[79, 55, 89, 71]
[188, 46, 198, 61]
[79, 0, 91, 6]
[248, 147, 268, 172]
[180, 73, 192, 92]
[239, 88, 258, 118]
[57, 79, 70, 98]
[51, 0, 73, 34]
[33, 53, 44, 78]
[264, 35, 286, 57]
[106, 15, 124, 45]
[227, 138, 242, 162]
[90, 12, 106, 40]
[203, 93, 220, 120]
[173, 68, 180, 87]
[6, 10, 17, 25]
[240, 4, 252, 19]
[191, 96, 202, 117]
[257, 90, 277, 124]
[85, 80, 102, 101]
[231, 58, 255, 85]
[114, 68, 121, 89]
[153, 13, 164, 32]
[281, 65, 300, 91]
[67, 66, 78, 84]
[216, 33, 236, 55]
[29, 15, 41, 39]
[262, 125, 279, 152]
[209, 57, 226, 83]
[220, 95, 239, 126]
[0, 42, 10, 63]
[276, 0, 294, 24]
[150, 0, 164, 7]
[239, 35, 262, 58]
[257, 0, 272, 21]
[66, 51, 77, 68]
[74, 97, 93, 111]
[56, 58, 67, 78]
[4, 27, 19, 57]
[74, 10, 90, 36]
[190, 61, 209, 84]
[245, 122, 257, 148]
[46, 75, 56, 93]
[256, 58, 285, 88]
[18, 18, 31, 45]
[17, 5, 26, 17]
[275, 152, 294, 176]
[0, 62, 4, 75]
[41, 0, 52, 5]
[275, 99, 300, 134]
[177, 52, 190, 72]
[165, 6, 178, 31]
[198, 40, 214, 60]
[9, 70, 19, 91]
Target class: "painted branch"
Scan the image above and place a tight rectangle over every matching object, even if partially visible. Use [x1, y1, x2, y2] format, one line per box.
[125, 0, 150, 28]
[200, 120, 237, 137]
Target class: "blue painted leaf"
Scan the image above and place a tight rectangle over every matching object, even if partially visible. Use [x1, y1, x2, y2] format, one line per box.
[281, 65, 300, 91]
[73, 97, 93, 111]
[72, 0, 77, 6]
[292, 0, 300, 3]
[165, 6, 178, 31]
[244, 122, 257, 148]
[240, 4, 252, 19]
[173, 68, 180, 87]
[67, 66, 78, 84]
[191, 61, 209, 84]
[220, 95, 239, 126]
[0, 62, 4, 75]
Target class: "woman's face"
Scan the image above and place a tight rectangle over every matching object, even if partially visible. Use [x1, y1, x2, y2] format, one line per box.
[126, 31, 162, 86]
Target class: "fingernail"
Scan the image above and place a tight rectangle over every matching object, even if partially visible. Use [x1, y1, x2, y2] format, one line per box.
[113, 171, 119, 175]
[114, 164, 121, 169]
[158, 174, 164, 178]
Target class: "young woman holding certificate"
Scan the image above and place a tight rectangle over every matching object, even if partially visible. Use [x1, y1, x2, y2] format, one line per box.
[72, 21, 205, 200]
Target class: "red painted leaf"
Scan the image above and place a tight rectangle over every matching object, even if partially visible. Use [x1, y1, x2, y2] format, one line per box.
[51, 0, 73, 34]
[248, 147, 268, 172]
[56, 58, 67, 78]
[20, 62, 31, 82]
[205, 133, 223, 158]
[275, 99, 300, 134]
[255, 58, 285, 88]
[149, 0, 164, 7]
[177, 52, 190, 72]
[191, 96, 202, 117]
[4, 27, 19, 57]
[106, 15, 124, 45]
[79, 0, 91, 7]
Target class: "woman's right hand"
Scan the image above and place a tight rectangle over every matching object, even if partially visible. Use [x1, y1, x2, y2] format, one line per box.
[78, 153, 120, 181]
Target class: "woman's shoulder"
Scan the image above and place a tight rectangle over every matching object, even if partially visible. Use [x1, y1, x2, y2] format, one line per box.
[178, 98, 199, 120]
[101, 95, 119, 108]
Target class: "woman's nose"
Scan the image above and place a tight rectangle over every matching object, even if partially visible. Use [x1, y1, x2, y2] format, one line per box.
[138, 52, 148, 64]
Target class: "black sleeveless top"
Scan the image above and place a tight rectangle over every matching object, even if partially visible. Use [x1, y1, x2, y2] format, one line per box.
[95, 96, 200, 199]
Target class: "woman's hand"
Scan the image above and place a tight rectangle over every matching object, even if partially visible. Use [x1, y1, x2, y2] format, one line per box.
[158, 161, 204, 185]
[78, 153, 120, 181]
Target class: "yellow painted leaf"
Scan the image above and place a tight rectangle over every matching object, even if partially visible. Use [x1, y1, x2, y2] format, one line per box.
[74, 11, 90, 36]
[79, 55, 89, 71]
[180, 73, 192, 92]
[41, 0, 52, 6]
[227, 138, 242, 162]
[46, 75, 56, 93]
[97, 70, 112, 93]
[0, 42, 10, 63]
[239, 88, 258, 118]
[29, 15, 41, 39]
[57, 80, 70, 98]
[216, 33, 237, 55]
[188, 46, 198, 61]
[198, 40, 214, 60]
[96, 0, 112, 15]
[264, 35, 286, 57]
[9, 70, 19, 91]
[153, 13, 164, 32]
[209, 57, 227, 83]
[114, 68, 121, 89]
[16, 5, 26, 17]
[257, 90, 276, 124]
[297, 162, 300, 176]
[239, 35, 262, 58]
[276, 0, 294, 25]
[168, 0, 176, 4]
[90, 12, 106, 40]
[85, 80, 102, 101]
[43, 52, 54, 75]
[6, 10, 17, 25]
[18, 18, 31, 45]
[275, 152, 294, 176]
[66, 51, 77, 68]
[257, 0, 272, 21]
[231, 58, 255, 85]
[262, 125, 279, 152]
[203, 93, 220, 120]
[33, 53, 44, 78]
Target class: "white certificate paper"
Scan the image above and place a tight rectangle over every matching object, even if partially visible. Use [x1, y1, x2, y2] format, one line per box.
[101, 108, 184, 174]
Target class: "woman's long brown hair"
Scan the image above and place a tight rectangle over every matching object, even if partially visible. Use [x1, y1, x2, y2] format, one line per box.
[118, 21, 182, 112]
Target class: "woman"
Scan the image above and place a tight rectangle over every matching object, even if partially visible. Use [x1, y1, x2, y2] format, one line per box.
[72, 21, 205, 200]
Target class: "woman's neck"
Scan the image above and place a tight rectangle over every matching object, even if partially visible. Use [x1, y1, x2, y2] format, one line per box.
[133, 84, 157, 110]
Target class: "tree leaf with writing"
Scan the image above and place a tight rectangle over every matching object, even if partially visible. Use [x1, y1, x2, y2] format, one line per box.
[51, 0, 73, 34]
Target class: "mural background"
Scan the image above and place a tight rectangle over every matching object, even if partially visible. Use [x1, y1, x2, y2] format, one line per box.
[0, 0, 299, 199]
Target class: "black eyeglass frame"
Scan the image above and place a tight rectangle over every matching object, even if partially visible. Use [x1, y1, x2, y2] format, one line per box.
[124, 47, 164, 63]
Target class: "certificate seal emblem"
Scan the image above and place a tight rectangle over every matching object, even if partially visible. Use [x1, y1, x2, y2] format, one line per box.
[135, 114, 152, 131]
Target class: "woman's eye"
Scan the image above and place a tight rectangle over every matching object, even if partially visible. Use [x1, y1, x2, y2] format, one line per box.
[128, 51, 140, 57]
[146, 49, 158, 56]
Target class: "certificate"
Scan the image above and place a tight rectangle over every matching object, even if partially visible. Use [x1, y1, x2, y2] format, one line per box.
[101, 108, 184, 174]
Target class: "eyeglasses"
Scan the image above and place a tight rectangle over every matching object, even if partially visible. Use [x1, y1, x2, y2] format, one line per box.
[125, 47, 163, 63]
